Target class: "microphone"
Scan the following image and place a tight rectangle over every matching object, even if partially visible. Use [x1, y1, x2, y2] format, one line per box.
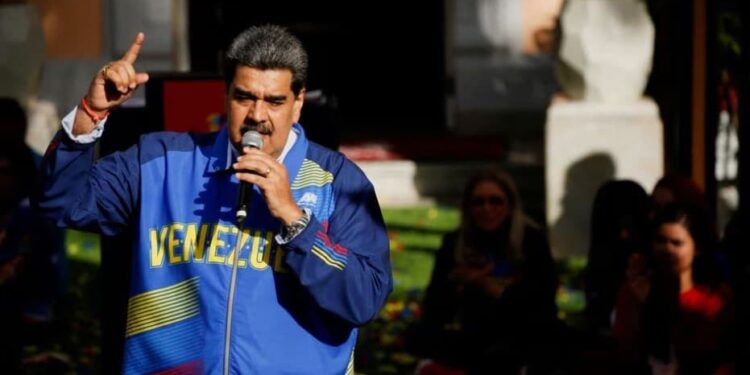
[236, 130, 263, 223]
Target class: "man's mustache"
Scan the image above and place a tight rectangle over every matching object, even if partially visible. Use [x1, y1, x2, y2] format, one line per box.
[241, 122, 273, 134]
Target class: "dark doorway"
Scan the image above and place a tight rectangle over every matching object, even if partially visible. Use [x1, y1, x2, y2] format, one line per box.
[188, 1, 446, 136]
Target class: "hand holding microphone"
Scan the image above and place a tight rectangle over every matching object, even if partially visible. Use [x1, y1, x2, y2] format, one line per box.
[233, 131, 303, 226]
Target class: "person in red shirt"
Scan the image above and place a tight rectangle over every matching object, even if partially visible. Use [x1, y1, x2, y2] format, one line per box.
[614, 204, 735, 375]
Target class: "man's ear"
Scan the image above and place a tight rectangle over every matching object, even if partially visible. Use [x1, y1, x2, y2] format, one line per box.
[292, 88, 305, 123]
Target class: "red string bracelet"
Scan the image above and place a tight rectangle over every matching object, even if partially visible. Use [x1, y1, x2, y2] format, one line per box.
[80, 96, 109, 123]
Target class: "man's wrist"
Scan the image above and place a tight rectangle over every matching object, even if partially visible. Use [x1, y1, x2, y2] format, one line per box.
[279, 207, 305, 227]
[64, 106, 106, 143]
[276, 208, 311, 245]
[80, 95, 110, 123]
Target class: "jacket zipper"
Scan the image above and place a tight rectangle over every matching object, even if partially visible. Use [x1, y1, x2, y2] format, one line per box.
[223, 218, 246, 375]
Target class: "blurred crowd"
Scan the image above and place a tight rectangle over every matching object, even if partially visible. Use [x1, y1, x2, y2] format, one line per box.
[404, 168, 745, 375]
[0, 98, 66, 373]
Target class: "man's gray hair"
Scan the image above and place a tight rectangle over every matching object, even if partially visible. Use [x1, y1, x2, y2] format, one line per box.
[224, 24, 308, 95]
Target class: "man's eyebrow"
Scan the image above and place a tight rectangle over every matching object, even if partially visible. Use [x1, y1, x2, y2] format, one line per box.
[232, 88, 287, 102]
[232, 87, 255, 97]
[265, 95, 287, 102]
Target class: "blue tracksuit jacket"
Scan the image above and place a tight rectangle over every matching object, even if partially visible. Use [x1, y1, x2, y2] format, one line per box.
[38, 122, 392, 374]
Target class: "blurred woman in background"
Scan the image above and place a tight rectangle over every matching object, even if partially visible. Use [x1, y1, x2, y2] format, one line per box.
[613, 204, 735, 375]
[584, 179, 652, 335]
[411, 168, 558, 375]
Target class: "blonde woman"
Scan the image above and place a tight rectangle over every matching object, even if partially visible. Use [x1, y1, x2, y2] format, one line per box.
[411, 168, 559, 374]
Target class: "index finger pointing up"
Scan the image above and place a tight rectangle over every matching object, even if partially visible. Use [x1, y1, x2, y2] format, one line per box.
[122, 32, 145, 64]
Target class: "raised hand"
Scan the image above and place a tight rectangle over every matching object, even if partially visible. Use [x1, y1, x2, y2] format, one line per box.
[626, 253, 650, 302]
[73, 33, 150, 136]
[86, 32, 150, 113]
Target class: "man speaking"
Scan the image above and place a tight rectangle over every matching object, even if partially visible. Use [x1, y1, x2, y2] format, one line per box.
[39, 25, 392, 375]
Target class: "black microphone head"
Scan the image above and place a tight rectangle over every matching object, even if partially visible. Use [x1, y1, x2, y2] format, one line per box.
[241, 130, 263, 150]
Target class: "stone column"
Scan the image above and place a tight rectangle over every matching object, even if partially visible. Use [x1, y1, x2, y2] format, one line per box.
[545, 0, 664, 258]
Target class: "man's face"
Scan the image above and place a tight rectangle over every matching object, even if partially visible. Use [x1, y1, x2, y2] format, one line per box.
[227, 66, 304, 159]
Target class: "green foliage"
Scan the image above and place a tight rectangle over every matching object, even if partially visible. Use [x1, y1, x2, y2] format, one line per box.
[383, 206, 460, 298]
[382, 206, 460, 233]
[64, 230, 101, 265]
[718, 9, 741, 66]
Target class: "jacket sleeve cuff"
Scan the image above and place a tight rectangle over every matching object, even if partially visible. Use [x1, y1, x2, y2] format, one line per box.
[61, 106, 107, 144]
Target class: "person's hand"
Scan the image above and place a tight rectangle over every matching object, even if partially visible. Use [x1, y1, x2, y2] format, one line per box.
[233, 148, 303, 226]
[450, 261, 494, 294]
[625, 253, 650, 302]
[451, 263, 493, 284]
[86, 33, 150, 114]
[480, 276, 511, 298]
